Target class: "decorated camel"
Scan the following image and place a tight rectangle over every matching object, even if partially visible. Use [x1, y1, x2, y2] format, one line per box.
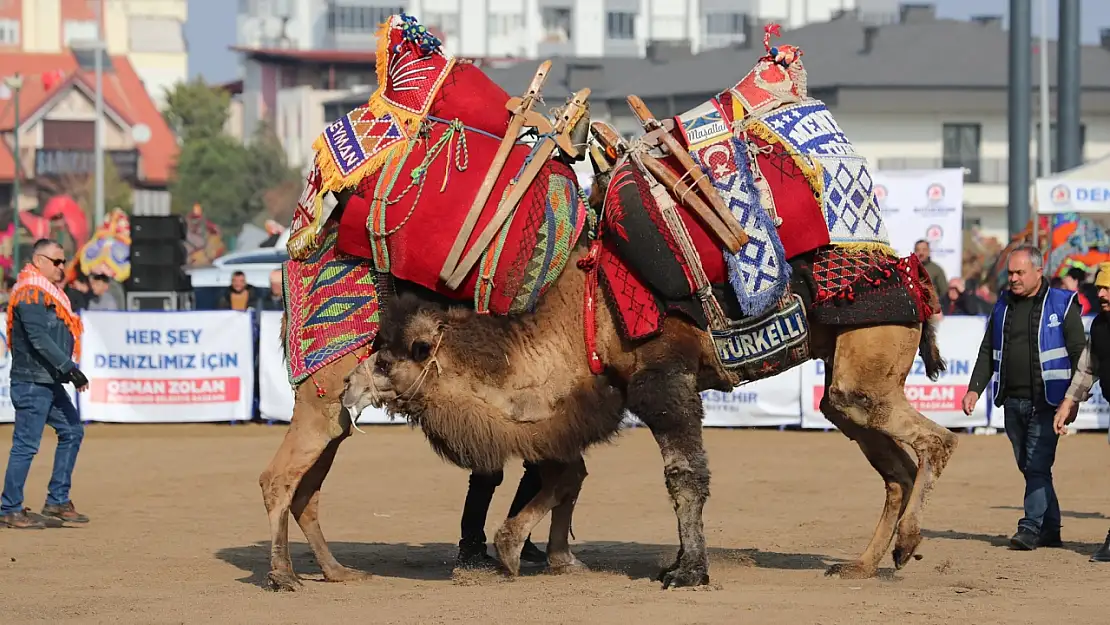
[262, 16, 958, 591]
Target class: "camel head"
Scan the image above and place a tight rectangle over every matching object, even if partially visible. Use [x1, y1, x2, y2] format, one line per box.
[340, 293, 512, 421]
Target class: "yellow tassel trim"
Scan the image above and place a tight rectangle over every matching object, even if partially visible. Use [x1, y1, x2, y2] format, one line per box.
[743, 119, 825, 207]
[309, 126, 405, 198]
[831, 242, 899, 257]
[364, 19, 456, 135]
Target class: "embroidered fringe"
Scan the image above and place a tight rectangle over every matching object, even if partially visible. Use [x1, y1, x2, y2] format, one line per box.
[7, 282, 83, 360]
[310, 130, 407, 199]
[831, 241, 899, 256]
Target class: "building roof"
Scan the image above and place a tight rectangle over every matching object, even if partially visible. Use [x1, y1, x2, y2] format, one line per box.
[606, 13, 1110, 101]
[0, 50, 177, 184]
[231, 46, 378, 65]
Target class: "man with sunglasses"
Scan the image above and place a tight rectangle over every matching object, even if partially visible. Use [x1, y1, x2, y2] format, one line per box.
[0, 239, 91, 529]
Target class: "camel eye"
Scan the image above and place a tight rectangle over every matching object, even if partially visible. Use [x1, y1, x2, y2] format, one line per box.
[410, 340, 432, 362]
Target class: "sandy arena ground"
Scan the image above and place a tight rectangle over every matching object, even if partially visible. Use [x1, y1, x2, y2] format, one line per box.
[1, 422, 1108, 624]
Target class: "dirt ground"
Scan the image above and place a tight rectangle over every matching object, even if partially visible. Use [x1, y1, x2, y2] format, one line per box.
[1, 423, 1108, 624]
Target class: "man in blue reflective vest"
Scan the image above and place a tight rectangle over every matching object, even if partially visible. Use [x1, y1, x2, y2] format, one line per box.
[962, 244, 1086, 550]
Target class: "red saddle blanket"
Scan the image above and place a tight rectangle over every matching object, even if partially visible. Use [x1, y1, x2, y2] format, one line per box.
[336, 62, 584, 314]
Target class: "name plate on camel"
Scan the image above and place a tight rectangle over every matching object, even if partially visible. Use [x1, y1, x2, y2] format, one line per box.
[712, 293, 810, 380]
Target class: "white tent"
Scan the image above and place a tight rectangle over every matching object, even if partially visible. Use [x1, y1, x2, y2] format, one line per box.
[1034, 155, 1110, 214]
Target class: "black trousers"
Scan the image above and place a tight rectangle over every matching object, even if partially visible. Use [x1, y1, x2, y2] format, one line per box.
[460, 461, 542, 545]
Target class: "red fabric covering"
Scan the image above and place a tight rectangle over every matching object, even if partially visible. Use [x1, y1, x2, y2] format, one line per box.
[747, 133, 829, 258]
[336, 119, 577, 312]
[428, 62, 512, 136]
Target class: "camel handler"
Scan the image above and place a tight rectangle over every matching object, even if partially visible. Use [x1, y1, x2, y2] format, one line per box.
[961, 244, 1086, 551]
[0, 239, 91, 529]
[458, 462, 547, 569]
[1053, 261, 1110, 562]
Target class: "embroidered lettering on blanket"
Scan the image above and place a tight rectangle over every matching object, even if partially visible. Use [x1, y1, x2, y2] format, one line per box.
[679, 100, 790, 316]
[752, 99, 892, 250]
[712, 293, 809, 378]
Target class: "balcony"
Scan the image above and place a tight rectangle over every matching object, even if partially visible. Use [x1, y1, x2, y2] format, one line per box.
[34, 149, 141, 182]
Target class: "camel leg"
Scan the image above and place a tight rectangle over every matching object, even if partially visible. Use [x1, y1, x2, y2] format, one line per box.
[289, 416, 370, 584]
[824, 326, 959, 575]
[820, 357, 917, 579]
[493, 460, 578, 577]
[629, 364, 711, 589]
[260, 380, 351, 591]
[545, 458, 588, 574]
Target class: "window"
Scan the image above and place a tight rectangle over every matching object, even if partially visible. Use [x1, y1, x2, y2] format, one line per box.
[327, 5, 402, 34]
[0, 18, 18, 46]
[129, 17, 186, 54]
[942, 123, 981, 183]
[63, 20, 99, 46]
[43, 121, 95, 151]
[606, 12, 635, 40]
[541, 7, 572, 43]
[704, 12, 746, 36]
[423, 11, 460, 41]
[1036, 122, 1088, 175]
[488, 12, 525, 38]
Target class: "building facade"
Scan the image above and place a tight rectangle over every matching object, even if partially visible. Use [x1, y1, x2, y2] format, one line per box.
[236, 0, 896, 58]
[0, 0, 188, 108]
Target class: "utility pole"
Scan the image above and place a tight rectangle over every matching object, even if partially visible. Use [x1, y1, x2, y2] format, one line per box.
[1035, 0, 1052, 247]
[1057, 0, 1082, 171]
[5, 74, 22, 272]
[94, 0, 105, 228]
[1007, 0, 1032, 239]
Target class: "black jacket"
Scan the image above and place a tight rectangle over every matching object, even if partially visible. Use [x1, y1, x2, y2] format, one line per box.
[968, 277, 1086, 405]
[217, 285, 259, 311]
[10, 299, 77, 385]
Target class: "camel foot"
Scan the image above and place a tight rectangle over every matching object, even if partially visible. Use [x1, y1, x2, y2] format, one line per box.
[322, 566, 373, 583]
[659, 563, 710, 589]
[824, 561, 877, 580]
[494, 535, 523, 577]
[547, 554, 586, 575]
[892, 532, 924, 569]
[266, 569, 303, 592]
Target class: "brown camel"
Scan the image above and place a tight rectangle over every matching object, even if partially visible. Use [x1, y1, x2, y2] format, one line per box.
[341, 230, 959, 585]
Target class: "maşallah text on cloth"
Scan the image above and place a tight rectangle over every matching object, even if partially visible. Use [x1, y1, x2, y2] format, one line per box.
[282, 223, 380, 385]
[7, 264, 83, 360]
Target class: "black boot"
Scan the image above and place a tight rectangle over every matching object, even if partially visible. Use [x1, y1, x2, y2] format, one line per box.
[1091, 530, 1110, 562]
[511, 462, 548, 566]
[455, 471, 504, 570]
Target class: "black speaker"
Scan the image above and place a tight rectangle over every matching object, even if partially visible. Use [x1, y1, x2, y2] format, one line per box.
[126, 266, 192, 292]
[130, 241, 187, 265]
[131, 215, 185, 242]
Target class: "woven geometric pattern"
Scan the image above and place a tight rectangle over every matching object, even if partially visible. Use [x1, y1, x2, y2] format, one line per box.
[320, 105, 406, 180]
[809, 247, 924, 326]
[760, 101, 852, 157]
[284, 224, 380, 384]
[694, 134, 790, 316]
[818, 154, 889, 246]
[505, 174, 583, 314]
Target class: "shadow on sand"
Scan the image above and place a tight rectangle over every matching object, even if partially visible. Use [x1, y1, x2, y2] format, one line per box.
[215, 540, 845, 588]
[922, 528, 1101, 559]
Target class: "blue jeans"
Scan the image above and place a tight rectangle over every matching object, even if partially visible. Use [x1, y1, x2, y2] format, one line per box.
[1, 382, 84, 515]
[1003, 397, 1060, 536]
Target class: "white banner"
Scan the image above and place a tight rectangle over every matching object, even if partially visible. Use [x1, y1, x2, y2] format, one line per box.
[874, 169, 964, 283]
[1035, 179, 1110, 214]
[79, 311, 255, 422]
[801, 316, 989, 429]
[701, 368, 802, 427]
[256, 310, 396, 425]
[0, 314, 78, 423]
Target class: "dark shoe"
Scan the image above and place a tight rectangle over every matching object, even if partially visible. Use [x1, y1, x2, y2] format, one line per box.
[1009, 529, 1039, 551]
[1038, 531, 1063, 548]
[0, 508, 46, 529]
[520, 539, 548, 565]
[1090, 531, 1110, 562]
[454, 541, 499, 571]
[40, 502, 89, 524]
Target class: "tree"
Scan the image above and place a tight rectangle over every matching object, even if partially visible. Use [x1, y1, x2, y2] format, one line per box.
[162, 78, 231, 141]
[163, 82, 300, 232]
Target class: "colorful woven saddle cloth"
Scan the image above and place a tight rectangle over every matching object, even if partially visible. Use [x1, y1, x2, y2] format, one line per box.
[282, 222, 380, 385]
[289, 12, 586, 315]
[655, 25, 895, 319]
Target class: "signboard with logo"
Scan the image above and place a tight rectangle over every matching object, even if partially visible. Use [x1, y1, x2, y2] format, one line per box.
[1035, 179, 1110, 214]
[873, 169, 964, 283]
